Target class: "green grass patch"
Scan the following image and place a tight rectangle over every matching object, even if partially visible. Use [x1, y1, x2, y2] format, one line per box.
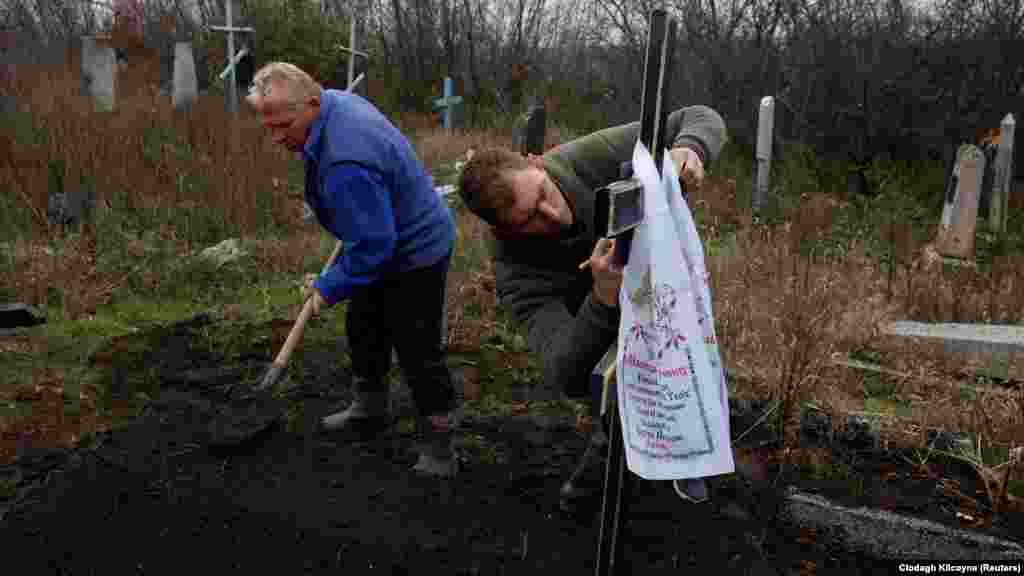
[861, 372, 899, 399]
[1009, 479, 1024, 500]
[458, 432, 502, 465]
[0, 476, 17, 500]
[862, 396, 912, 419]
[397, 416, 417, 435]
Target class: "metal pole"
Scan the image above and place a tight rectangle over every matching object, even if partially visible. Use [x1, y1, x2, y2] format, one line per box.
[347, 12, 356, 90]
[226, 0, 237, 114]
[594, 11, 674, 576]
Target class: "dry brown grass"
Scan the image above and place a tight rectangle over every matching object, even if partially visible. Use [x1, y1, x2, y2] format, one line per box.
[1, 48, 1021, 484]
[694, 176, 1022, 476]
[3, 41, 297, 240]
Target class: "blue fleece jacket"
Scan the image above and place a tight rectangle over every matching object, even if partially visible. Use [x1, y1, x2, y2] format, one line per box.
[302, 90, 455, 306]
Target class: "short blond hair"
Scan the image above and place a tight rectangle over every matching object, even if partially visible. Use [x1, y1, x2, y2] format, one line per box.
[246, 62, 323, 110]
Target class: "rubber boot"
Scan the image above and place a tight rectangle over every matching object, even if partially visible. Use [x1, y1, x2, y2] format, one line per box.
[559, 416, 609, 514]
[320, 377, 393, 439]
[412, 411, 459, 478]
[410, 369, 464, 478]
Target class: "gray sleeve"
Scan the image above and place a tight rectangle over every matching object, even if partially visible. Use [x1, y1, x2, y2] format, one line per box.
[558, 105, 727, 172]
[666, 105, 727, 166]
[495, 260, 619, 398]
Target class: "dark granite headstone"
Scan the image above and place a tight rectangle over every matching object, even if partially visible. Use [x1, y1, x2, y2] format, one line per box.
[47, 189, 95, 227]
[519, 104, 546, 156]
[193, 43, 211, 93]
[0, 303, 45, 329]
[233, 34, 255, 92]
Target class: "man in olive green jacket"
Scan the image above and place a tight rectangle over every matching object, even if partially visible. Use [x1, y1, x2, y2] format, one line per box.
[458, 105, 727, 511]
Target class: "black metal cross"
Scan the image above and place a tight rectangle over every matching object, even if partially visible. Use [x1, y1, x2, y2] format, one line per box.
[592, 9, 677, 576]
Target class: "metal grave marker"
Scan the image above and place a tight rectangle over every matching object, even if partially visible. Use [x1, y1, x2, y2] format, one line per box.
[210, 0, 254, 114]
[433, 77, 463, 131]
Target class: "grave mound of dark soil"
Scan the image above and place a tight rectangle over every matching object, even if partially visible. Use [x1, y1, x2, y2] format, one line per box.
[0, 314, 1017, 573]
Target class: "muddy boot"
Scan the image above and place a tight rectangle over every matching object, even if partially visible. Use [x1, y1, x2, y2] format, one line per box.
[559, 417, 609, 515]
[319, 377, 393, 439]
[412, 411, 459, 478]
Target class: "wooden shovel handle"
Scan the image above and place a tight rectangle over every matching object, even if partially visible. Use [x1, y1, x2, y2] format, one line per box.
[271, 239, 344, 367]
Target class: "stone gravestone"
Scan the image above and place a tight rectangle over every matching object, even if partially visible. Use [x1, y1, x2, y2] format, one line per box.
[233, 32, 255, 93]
[884, 321, 1023, 381]
[518, 103, 546, 156]
[753, 95, 774, 212]
[163, 39, 211, 97]
[937, 144, 985, 259]
[0, 303, 46, 331]
[48, 189, 96, 228]
[0, 29, 18, 116]
[979, 139, 997, 219]
[989, 114, 1016, 234]
[172, 42, 198, 110]
[158, 34, 175, 94]
[193, 43, 211, 94]
[81, 35, 116, 112]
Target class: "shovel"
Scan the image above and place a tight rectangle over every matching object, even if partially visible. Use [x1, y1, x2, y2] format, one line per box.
[204, 240, 343, 449]
[254, 239, 344, 392]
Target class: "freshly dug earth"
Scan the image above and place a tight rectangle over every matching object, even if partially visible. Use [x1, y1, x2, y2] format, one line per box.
[0, 316, 1018, 574]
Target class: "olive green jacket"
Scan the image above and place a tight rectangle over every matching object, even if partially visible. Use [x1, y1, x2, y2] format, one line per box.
[492, 105, 726, 400]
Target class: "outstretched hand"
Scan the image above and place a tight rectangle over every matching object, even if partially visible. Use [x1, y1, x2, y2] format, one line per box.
[668, 147, 704, 193]
[589, 238, 623, 309]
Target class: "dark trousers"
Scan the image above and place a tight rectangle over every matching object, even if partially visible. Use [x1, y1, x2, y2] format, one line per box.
[345, 252, 455, 417]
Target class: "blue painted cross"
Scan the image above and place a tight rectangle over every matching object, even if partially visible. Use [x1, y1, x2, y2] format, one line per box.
[432, 76, 463, 130]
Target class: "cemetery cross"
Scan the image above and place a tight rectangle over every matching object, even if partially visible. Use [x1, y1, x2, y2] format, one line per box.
[335, 9, 369, 92]
[433, 77, 463, 132]
[591, 8, 677, 576]
[210, 0, 254, 115]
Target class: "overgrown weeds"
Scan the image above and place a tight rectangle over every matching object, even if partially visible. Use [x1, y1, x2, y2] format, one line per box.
[1, 48, 1022, 500]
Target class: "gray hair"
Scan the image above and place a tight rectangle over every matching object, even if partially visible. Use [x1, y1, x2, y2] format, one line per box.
[246, 62, 322, 110]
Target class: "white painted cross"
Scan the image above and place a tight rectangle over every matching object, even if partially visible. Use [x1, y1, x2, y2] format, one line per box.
[433, 77, 462, 131]
[209, 0, 254, 114]
[989, 113, 1016, 234]
[335, 11, 369, 92]
[753, 95, 775, 212]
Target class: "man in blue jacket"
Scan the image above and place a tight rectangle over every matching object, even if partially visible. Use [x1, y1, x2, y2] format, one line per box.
[245, 62, 459, 477]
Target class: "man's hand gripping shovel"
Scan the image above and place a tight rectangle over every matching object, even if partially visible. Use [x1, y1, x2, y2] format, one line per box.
[206, 240, 343, 450]
[255, 239, 344, 392]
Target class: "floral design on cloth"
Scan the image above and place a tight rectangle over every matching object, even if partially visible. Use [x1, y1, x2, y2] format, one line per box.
[624, 267, 688, 360]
